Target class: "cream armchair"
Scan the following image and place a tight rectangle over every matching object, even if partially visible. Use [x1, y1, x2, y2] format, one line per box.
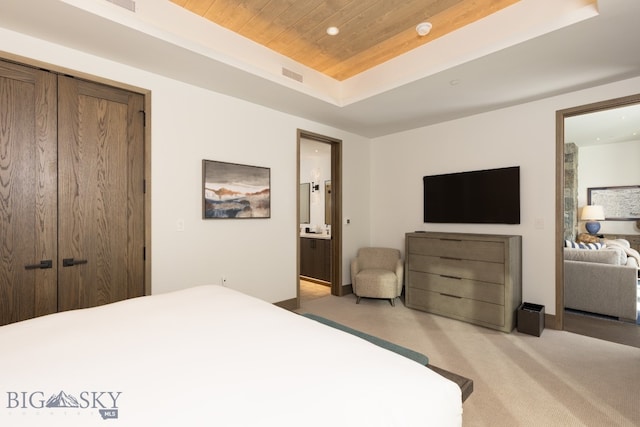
[351, 247, 404, 306]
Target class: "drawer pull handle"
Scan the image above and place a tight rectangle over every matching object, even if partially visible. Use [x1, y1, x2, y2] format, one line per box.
[440, 293, 463, 299]
[440, 275, 461, 280]
[440, 256, 462, 261]
[440, 238, 462, 242]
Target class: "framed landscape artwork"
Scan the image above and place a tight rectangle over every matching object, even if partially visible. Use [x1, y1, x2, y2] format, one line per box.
[202, 160, 271, 219]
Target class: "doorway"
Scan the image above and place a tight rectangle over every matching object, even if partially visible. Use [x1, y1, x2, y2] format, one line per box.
[297, 130, 342, 306]
[556, 93, 640, 347]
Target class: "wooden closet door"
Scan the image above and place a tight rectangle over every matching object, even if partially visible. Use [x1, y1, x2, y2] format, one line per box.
[0, 61, 58, 326]
[57, 76, 145, 311]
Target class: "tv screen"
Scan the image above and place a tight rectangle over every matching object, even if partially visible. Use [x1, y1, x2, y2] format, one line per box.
[423, 166, 520, 224]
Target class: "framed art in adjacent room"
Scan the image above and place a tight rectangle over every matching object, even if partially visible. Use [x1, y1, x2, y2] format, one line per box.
[587, 185, 640, 220]
[202, 160, 271, 219]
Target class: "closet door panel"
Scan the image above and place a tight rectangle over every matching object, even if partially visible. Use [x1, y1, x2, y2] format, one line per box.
[0, 62, 57, 326]
[57, 76, 144, 311]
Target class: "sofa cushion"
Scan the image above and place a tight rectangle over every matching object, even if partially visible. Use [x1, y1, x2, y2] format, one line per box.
[563, 247, 624, 265]
[564, 240, 603, 250]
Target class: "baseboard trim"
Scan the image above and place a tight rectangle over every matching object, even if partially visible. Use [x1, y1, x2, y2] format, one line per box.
[545, 313, 557, 330]
[341, 284, 353, 296]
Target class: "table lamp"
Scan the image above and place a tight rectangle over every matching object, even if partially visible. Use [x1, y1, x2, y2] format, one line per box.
[580, 205, 605, 235]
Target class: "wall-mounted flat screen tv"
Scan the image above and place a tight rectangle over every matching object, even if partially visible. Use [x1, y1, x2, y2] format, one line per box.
[423, 166, 520, 224]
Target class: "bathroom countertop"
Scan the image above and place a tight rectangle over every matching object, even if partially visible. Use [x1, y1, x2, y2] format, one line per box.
[300, 232, 331, 239]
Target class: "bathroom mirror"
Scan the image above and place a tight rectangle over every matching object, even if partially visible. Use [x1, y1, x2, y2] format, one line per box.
[300, 183, 310, 224]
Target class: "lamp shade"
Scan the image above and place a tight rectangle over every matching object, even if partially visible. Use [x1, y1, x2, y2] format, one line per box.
[580, 205, 605, 221]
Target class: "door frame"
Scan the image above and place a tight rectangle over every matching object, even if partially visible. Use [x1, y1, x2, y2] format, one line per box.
[297, 130, 343, 305]
[555, 92, 640, 330]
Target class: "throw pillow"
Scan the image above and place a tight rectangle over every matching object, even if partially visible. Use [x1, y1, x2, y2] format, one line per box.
[564, 240, 603, 250]
[610, 239, 631, 248]
[564, 240, 581, 248]
[579, 242, 603, 250]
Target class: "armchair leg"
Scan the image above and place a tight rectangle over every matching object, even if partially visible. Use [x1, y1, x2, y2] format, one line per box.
[356, 296, 361, 304]
[389, 298, 395, 307]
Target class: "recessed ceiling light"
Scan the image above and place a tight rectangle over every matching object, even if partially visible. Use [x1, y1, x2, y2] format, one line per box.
[416, 22, 432, 36]
[326, 26, 339, 36]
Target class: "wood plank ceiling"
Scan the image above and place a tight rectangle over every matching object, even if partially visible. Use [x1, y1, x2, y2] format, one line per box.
[171, 0, 520, 81]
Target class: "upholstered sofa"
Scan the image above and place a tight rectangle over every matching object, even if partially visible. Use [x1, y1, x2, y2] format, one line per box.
[564, 240, 639, 322]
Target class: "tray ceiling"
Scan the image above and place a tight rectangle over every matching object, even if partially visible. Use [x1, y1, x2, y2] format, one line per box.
[3, 0, 639, 138]
[171, 0, 518, 80]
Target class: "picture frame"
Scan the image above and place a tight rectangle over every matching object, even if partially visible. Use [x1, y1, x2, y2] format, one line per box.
[202, 160, 271, 219]
[587, 185, 640, 220]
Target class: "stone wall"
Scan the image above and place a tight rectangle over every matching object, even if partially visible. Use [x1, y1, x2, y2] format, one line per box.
[564, 143, 578, 240]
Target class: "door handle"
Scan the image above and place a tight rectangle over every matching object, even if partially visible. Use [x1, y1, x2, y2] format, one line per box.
[63, 258, 88, 267]
[24, 260, 53, 270]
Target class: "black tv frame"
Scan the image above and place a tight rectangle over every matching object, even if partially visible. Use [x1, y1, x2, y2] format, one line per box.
[423, 166, 520, 224]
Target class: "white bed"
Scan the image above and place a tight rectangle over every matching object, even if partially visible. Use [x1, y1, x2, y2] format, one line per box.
[0, 285, 462, 426]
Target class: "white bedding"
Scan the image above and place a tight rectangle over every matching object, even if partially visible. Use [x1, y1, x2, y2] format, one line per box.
[0, 285, 462, 426]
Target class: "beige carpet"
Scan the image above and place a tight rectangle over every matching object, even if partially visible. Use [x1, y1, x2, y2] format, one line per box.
[297, 293, 640, 427]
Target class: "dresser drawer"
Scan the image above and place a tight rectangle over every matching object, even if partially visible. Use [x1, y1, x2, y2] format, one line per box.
[408, 253, 505, 284]
[405, 232, 521, 333]
[408, 271, 504, 305]
[408, 237, 504, 263]
[407, 287, 504, 327]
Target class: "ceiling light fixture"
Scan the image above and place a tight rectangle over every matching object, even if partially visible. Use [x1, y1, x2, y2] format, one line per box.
[416, 22, 432, 36]
[326, 26, 339, 36]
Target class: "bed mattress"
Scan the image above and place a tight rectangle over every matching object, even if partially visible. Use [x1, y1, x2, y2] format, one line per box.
[0, 285, 462, 426]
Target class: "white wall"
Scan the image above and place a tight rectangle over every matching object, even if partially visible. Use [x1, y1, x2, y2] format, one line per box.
[340, 137, 373, 283]
[370, 76, 640, 314]
[4, 23, 639, 313]
[577, 140, 640, 235]
[0, 27, 371, 303]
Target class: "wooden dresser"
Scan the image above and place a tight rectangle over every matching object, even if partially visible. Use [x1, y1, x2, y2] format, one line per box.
[405, 232, 522, 332]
